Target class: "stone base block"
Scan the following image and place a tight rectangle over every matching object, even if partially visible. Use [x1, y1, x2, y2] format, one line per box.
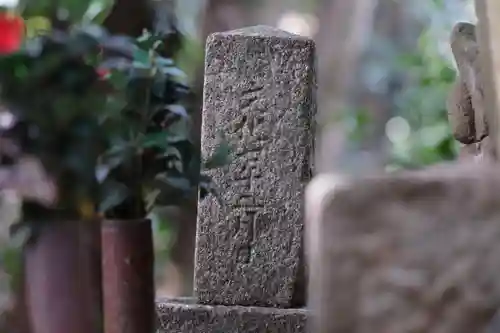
[156, 297, 307, 333]
[306, 163, 500, 333]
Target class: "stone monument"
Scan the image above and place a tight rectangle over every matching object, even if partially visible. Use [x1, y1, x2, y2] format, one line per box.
[157, 25, 315, 332]
[306, 163, 500, 333]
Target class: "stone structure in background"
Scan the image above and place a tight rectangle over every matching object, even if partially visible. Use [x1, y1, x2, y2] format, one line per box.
[447, 22, 493, 162]
[306, 163, 500, 333]
[157, 25, 315, 332]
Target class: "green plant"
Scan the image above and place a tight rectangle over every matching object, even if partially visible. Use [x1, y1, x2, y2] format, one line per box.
[18, 0, 115, 25]
[94, 29, 227, 220]
[0, 26, 227, 239]
[387, 27, 459, 170]
[0, 26, 118, 227]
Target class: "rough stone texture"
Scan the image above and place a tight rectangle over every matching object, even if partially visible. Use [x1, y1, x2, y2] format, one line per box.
[195, 25, 316, 307]
[448, 22, 495, 161]
[156, 297, 307, 333]
[306, 162, 500, 333]
[449, 22, 488, 143]
[447, 78, 475, 144]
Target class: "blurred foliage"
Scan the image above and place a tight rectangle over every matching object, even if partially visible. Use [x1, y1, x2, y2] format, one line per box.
[0, 27, 116, 222]
[387, 27, 459, 170]
[0, 22, 113, 314]
[174, 34, 204, 82]
[24, 16, 51, 37]
[96, 29, 227, 220]
[18, 0, 115, 24]
[0, 0, 229, 223]
[339, 24, 460, 171]
[0, 0, 230, 293]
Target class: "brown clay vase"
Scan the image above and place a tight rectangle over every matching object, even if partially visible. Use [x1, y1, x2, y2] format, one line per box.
[101, 219, 155, 333]
[24, 220, 102, 333]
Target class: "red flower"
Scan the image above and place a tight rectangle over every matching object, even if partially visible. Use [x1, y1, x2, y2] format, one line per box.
[0, 13, 24, 54]
[96, 68, 110, 79]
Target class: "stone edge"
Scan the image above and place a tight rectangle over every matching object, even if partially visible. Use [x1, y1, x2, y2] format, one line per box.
[205, 26, 315, 49]
[305, 173, 350, 263]
[304, 164, 500, 263]
[156, 297, 309, 315]
[156, 297, 308, 332]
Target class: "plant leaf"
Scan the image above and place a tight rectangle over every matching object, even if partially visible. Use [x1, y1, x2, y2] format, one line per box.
[165, 104, 188, 118]
[154, 57, 174, 67]
[144, 188, 160, 213]
[98, 180, 129, 213]
[140, 130, 188, 149]
[85, 0, 115, 24]
[133, 48, 150, 66]
[155, 174, 191, 192]
[161, 66, 186, 78]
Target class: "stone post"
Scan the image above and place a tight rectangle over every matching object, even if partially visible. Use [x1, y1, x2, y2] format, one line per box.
[156, 25, 316, 333]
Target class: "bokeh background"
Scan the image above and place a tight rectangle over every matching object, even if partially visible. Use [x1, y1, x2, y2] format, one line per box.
[0, 0, 477, 305]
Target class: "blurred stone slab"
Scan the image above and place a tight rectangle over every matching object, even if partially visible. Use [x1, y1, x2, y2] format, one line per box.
[196, 25, 315, 307]
[306, 162, 500, 333]
[156, 297, 307, 333]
